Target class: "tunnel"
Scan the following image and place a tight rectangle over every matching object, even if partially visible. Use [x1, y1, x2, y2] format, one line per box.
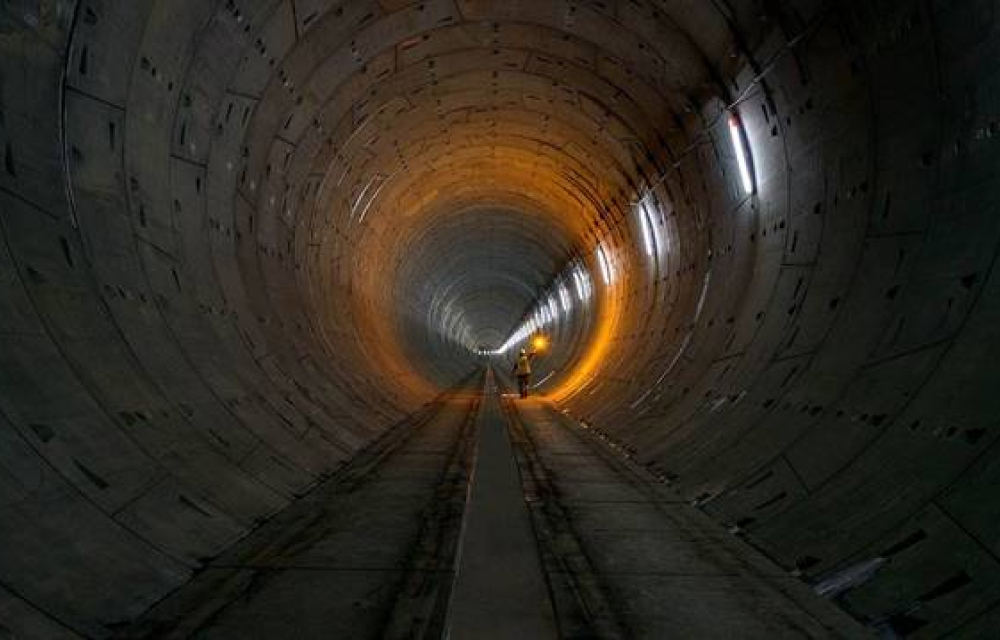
[0, 0, 998, 637]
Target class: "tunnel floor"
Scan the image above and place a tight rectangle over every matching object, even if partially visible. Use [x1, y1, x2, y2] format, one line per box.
[116, 371, 866, 639]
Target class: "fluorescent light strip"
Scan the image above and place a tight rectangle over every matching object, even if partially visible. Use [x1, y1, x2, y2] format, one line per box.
[573, 270, 585, 300]
[728, 114, 755, 195]
[494, 260, 597, 355]
[639, 201, 656, 257]
[558, 283, 572, 313]
[597, 244, 613, 285]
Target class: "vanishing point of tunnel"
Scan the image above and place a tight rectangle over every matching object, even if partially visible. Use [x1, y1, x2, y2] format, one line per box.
[0, 0, 998, 638]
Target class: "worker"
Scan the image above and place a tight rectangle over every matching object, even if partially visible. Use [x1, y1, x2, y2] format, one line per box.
[513, 348, 533, 398]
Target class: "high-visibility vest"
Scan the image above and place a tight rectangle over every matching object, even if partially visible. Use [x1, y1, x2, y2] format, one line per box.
[515, 354, 531, 376]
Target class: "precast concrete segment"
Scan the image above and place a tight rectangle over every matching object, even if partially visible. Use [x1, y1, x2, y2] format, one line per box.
[446, 370, 558, 639]
[508, 398, 871, 639]
[119, 380, 481, 639]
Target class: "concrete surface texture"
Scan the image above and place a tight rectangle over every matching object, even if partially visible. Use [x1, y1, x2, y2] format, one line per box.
[0, 0, 997, 638]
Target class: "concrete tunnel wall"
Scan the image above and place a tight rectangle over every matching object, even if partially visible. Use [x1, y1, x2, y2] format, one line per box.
[0, 0, 999, 637]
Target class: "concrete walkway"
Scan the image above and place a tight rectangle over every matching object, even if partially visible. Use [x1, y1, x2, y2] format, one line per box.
[509, 398, 871, 639]
[118, 392, 480, 639]
[446, 372, 558, 639]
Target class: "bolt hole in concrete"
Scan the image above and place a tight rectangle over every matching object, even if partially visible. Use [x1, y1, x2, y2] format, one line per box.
[0, 0, 996, 638]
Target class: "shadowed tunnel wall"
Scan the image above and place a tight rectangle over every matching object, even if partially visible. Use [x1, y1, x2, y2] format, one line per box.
[1, 0, 999, 637]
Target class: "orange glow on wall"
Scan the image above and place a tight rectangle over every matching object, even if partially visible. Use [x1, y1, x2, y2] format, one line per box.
[549, 265, 623, 403]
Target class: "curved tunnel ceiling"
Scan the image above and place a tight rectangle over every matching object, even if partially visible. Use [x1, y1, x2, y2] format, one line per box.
[1, 0, 999, 636]
[393, 205, 579, 384]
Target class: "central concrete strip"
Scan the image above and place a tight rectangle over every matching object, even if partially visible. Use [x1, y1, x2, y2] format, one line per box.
[446, 372, 558, 640]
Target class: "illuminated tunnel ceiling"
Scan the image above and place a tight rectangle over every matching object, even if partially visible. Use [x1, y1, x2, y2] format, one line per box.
[1, 0, 1000, 636]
